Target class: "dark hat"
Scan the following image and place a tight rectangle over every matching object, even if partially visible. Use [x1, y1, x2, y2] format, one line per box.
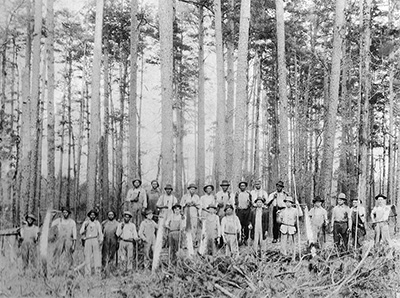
[107, 210, 116, 216]
[276, 181, 284, 187]
[132, 178, 142, 186]
[313, 196, 324, 203]
[144, 209, 153, 215]
[164, 184, 173, 190]
[61, 206, 71, 214]
[25, 214, 37, 221]
[172, 204, 182, 210]
[150, 180, 159, 187]
[187, 183, 197, 190]
[254, 197, 265, 204]
[87, 209, 99, 217]
[284, 196, 294, 204]
[224, 204, 234, 211]
[375, 194, 387, 200]
[123, 211, 133, 217]
[220, 180, 230, 186]
[238, 181, 248, 187]
[203, 184, 215, 192]
[207, 204, 217, 210]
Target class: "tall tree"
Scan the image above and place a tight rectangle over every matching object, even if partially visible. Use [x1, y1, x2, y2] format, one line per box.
[232, 0, 251, 187]
[275, 0, 289, 184]
[87, 0, 104, 212]
[318, 0, 345, 203]
[159, 0, 174, 186]
[128, 0, 138, 183]
[213, 0, 226, 186]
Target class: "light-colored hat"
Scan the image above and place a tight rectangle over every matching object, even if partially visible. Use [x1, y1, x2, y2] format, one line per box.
[123, 211, 133, 217]
[338, 193, 346, 200]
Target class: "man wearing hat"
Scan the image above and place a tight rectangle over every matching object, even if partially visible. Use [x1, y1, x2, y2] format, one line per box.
[200, 184, 217, 219]
[248, 198, 269, 254]
[80, 209, 103, 275]
[349, 198, 366, 249]
[309, 196, 328, 249]
[181, 184, 201, 247]
[371, 194, 392, 247]
[116, 211, 139, 272]
[234, 181, 252, 245]
[101, 210, 119, 271]
[216, 180, 233, 220]
[330, 193, 351, 252]
[19, 214, 40, 270]
[139, 209, 158, 268]
[165, 204, 186, 264]
[157, 184, 178, 219]
[221, 204, 241, 258]
[201, 204, 221, 256]
[51, 207, 77, 271]
[147, 180, 161, 217]
[267, 181, 289, 243]
[125, 178, 148, 227]
[251, 180, 268, 207]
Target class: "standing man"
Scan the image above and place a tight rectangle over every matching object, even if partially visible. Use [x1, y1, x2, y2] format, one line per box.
[80, 209, 103, 276]
[330, 193, 351, 252]
[139, 210, 158, 268]
[116, 211, 139, 272]
[371, 194, 392, 247]
[181, 184, 200, 247]
[202, 205, 221, 256]
[147, 180, 161, 217]
[234, 181, 252, 245]
[309, 196, 328, 249]
[267, 181, 288, 243]
[19, 214, 40, 270]
[216, 180, 233, 219]
[101, 210, 119, 271]
[157, 184, 178, 220]
[125, 178, 147, 227]
[51, 207, 77, 271]
[349, 198, 366, 249]
[200, 184, 216, 219]
[251, 180, 268, 206]
[165, 204, 185, 264]
[248, 198, 269, 255]
[221, 204, 241, 258]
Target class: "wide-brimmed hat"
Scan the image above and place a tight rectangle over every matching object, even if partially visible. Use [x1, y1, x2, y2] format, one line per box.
[254, 197, 265, 204]
[61, 206, 71, 214]
[220, 180, 230, 186]
[375, 194, 387, 200]
[276, 181, 284, 187]
[207, 204, 217, 210]
[87, 209, 99, 217]
[313, 196, 324, 203]
[132, 178, 142, 186]
[172, 204, 182, 210]
[150, 180, 159, 187]
[164, 184, 173, 190]
[187, 183, 197, 190]
[224, 204, 234, 211]
[25, 214, 37, 221]
[284, 196, 294, 203]
[123, 211, 133, 218]
[107, 210, 116, 216]
[203, 184, 215, 192]
[351, 198, 362, 204]
[238, 181, 248, 187]
[144, 209, 153, 216]
[338, 193, 346, 200]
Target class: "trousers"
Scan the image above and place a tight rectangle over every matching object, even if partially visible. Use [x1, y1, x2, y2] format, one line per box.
[84, 238, 101, 275]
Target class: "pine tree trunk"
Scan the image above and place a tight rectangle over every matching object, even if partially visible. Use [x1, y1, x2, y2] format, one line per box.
[58, 95, 66, 209]
[225, 0, 235, 179]
[46, 0, 55, 209]
[253, 58, 261, 178]
[232, 0, 251, 188]
[275, 0, 289, 184]
[159, 0, 174, 186]
[87, 0, 104, 212]
[318, 0, 345, 203]
[102, 36, 110, 211]
[197, 4, 205, 193]
[66, 57, 73, 209]
[128, 0, 138, 183]
[213, 0, 226, 186]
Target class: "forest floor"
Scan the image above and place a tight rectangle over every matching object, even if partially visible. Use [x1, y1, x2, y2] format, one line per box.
[0, 231, 399, 298]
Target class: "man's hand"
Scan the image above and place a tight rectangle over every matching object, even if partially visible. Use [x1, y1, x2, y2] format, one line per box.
[121, 223, 125, 229]
[248, 224, 253, 230]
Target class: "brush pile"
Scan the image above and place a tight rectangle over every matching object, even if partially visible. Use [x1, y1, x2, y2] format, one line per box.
[119, 246, 400, 298]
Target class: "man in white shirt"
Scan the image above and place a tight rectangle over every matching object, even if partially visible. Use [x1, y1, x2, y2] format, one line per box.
[125, 178, 147, 227]
[116, 211, 139, 272]
[250, 180, 268, 206]
[371, 194, 392, 247]
[267, 181, 289, 243]
[234, 181, 252, 245]
[349, 198, 366, 249]
[215, 180, 233, 219]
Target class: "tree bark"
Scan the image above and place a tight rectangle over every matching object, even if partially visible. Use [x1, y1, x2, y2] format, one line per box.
[159, 0, 174, 186]
[318, 0, 345, 203]
[128, 0, 138, 183]
[87, 0, 104, 212]
[102, 36, 110, 211]
[275, 0, 289, 184]
[232, 0, 251, 188]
